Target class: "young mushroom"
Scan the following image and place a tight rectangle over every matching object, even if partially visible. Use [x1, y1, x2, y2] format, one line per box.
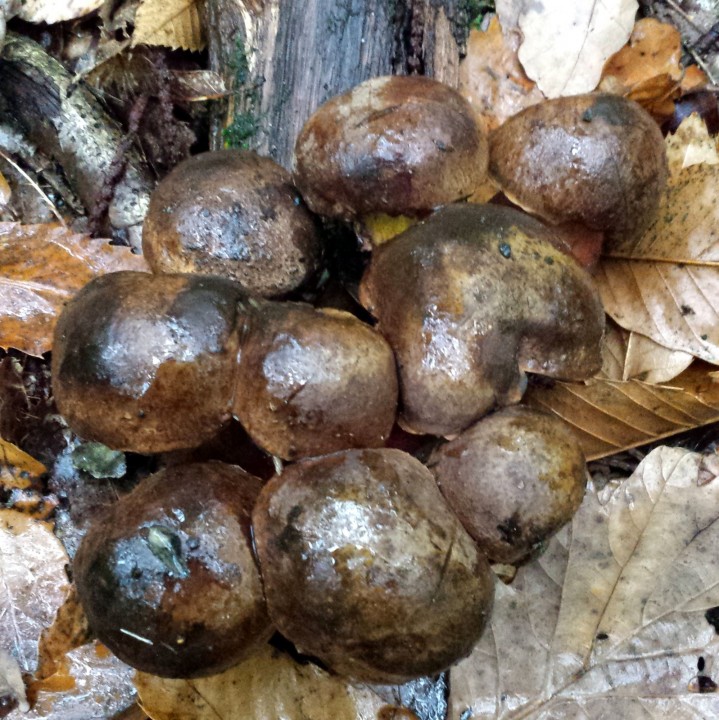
[292, 75, 489, 236]
[142, 150, 322, 297]
[359, 203, 605, 437]
[489, 93, 668, 247]
[74, 462, 272, 678]
[252, 448, 495, 683]
[429, 406, 587, 564]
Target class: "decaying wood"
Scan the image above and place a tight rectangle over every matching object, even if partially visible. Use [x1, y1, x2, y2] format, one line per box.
[0, 33, 153, 248]
[206, 0, 473, 168]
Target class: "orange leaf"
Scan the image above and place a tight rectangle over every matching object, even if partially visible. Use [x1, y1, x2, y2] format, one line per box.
[0, 437, 46, 490]
[0, 223, 149, 357]
[459, 17, 545, 135]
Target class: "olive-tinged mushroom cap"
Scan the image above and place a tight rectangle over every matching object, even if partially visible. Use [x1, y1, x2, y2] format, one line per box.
[489, 93, 668, 246]
[429, 406, 587, 564]
[292, 75, 488, 221]
[252, 448, 494, 683]
[74, 462, 271, 678]
[232, 302, 398, 460]
[142, 150, 322, 297]
[52, 271, 246, 453]
[359, 203, 605, 437]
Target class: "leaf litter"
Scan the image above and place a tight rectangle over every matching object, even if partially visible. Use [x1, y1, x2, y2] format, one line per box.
[449, 446, 719, 719]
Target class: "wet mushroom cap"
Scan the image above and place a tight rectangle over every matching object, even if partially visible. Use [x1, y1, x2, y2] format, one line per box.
[489, 93, 668, 246]
[74, 462, 272, 678]
[252, 448, 494, 683]
[232, 302, 398, 460]
[292, 75, 489, 221]
[359, 203, 605, 437]
[429, 406, 587, 564]
[142, 150, 322, 297]
[52, 271, 246, 453]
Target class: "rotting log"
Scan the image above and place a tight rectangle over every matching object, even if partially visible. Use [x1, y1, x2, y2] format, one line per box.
[0, 33, 153, 249]
[206, 0, 473, 168]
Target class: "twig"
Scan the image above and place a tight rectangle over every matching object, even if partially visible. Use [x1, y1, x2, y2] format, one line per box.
[0, 149, 66, 227]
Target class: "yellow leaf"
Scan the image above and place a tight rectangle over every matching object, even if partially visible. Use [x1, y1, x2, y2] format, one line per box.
[132, 0, 206, 52]
[0, 222, 148, 357]
[136, 644, 387, 720]
[524, 363, 719, 461]
[0, 171, 10, 208]
[0, 437, 46, 490]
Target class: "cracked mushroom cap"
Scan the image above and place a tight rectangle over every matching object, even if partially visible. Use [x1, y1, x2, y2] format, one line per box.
[359, 203, 605, 437]
[489, 93, 668, 247]
[52, 271, 247, 453]
[142, 150, 322, 297]
[252, 448, 494, 683]
[74, 462, 272, 677]
[232, 301, 398, 460]
[429, 406, 587, 564]
[292, 75, 488, 221]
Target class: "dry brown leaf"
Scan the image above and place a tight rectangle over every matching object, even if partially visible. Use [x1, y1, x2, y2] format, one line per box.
[169, 70, 227, 102]
[496, 0, 637, 98]
[665, 113, 719, 175]
[12, 0, 103, 24]
[458, 17, 545, 135]
[0, 437, 45, 490]
[136, 644, 387, 720]
[132, 0, 205, 52]
[524, 363, 719, 460]
[599, 322, 694, 384]
[450, 446, 719, 718]
[0, 222, 148, 357]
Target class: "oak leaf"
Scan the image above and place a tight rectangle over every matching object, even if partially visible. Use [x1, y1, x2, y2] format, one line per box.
[0, 223, 148, 357]
[450, 446, 719, 718]
[132, 0, 205, 52]
[495, 0, 637, 98]
[524, 364, 719, 461]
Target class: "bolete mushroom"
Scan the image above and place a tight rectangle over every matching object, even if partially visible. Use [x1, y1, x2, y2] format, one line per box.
[252, 448, 494, 683]
[489, 93, 668, 247]
[292, 75, 488, 228]
[74, 462, 272, 677]
[233, 301, 398, 460]
[52, 271, 246, 453]
[359, 203, 605, 436]
[142, 150, 322, 297]
[429, 406, 587, 564]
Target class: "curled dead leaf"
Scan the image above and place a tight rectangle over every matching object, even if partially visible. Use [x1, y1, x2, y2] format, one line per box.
[132, 0, 205, 52]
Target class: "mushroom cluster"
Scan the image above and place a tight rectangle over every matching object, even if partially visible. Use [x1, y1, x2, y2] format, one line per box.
[60, 75, 668, 682]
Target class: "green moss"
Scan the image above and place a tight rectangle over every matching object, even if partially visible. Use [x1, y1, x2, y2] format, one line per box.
[223, 36, 262, 149]
[465, 0, 495, 30]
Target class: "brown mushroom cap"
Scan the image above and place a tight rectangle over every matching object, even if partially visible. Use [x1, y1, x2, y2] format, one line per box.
[52, 271, 246, 453]
[429, 406, 587, 564]
[489, 93, 668, 246]
[74, 462, 272, 678]
[142, 150, 322, 297]
[232, 302, 398, 460]
[359, 203, 605, 437]
[252, 448, 494, 683]
[292, 75, 489, 221]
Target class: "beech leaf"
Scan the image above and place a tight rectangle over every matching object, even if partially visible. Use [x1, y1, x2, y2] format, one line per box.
[459, 17, 545, 135]
[0, 222, 148, 357]
[450, 447, 719, 719]
[132, 0, 205, 52]
[136, 645, 387, 720]
[524, 364, 719, 461]
[496, 0, 638, 98]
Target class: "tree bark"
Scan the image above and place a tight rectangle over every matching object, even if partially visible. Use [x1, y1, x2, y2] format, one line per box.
[206, 0, 473, 169]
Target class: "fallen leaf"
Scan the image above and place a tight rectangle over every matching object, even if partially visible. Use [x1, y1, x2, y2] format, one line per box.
[136, 644, 387, 720]
[665, 113, 719, 175]
[497, 0, 637, 98]
[0, 437, 46, 490]
[598, 163, 719, 363]
[599, 321, 694, 384]
[169, 70, 227, 102]
[450, 446, 719, 718]
[132, 0, 205, 52]
[12, 0, 104, 24]
[0, 222, 148, 357]
[0, 648, 29, 713]
[0, 171, 10, 208]
[458, 17, 545, 135]
[524, 363, 719, 461]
